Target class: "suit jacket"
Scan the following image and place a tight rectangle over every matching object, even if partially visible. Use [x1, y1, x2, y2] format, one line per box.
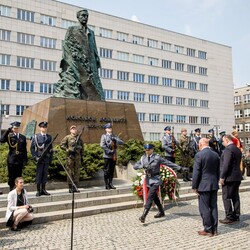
[192, 147, 220, 191]
[220, 143, 242, 182]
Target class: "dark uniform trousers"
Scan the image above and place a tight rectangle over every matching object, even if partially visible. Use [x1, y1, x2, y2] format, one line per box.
[36, 159, 49, 185]
[8, 163, 23, 190]
[145, 184, 162, 210]
[165, 156, 175, 163]
[104, 158, 116, 181]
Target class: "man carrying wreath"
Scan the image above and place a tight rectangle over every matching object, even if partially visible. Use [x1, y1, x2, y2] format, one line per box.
[133, 143, 188, 223]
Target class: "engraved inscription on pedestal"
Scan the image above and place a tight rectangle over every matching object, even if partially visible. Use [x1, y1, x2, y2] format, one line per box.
[24, 120, 37, 139]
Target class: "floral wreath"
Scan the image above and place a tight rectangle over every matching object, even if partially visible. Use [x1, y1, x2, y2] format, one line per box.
[131, 165, 180, 203]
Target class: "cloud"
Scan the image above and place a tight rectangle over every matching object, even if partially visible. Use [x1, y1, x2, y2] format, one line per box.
[131, 15, 140, 22]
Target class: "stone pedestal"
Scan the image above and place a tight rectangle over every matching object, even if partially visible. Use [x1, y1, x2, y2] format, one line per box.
[115, 162, 137, 182]
[21, 97, 143, 143]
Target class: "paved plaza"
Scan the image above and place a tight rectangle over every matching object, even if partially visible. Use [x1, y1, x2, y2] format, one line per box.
[0, 191, 250, 250]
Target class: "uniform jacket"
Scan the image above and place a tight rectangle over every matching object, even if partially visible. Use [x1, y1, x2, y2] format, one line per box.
[5, 188, 30, 222]
[220, 143, 242, 182]
[192, 147, 220, 192]
[60, 134, 83, 157]
[180, 134, 189, 153]
[134, 153, 181, 186]
[161, 134, 178, 157]
[208, 135, 219, 154]
[30, 133, 53, 163]
[191, 135, 201, 154]
[100, 133, 124, 159]
[0, 128, 27, 165]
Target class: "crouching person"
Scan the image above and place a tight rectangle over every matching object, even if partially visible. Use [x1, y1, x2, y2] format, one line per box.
[5, 177, 34, 231]
[134, 143, 187, 223]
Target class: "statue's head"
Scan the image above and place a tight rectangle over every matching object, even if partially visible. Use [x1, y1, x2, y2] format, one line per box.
[77, 9, 89, 26]
[77, 9, 89, 19]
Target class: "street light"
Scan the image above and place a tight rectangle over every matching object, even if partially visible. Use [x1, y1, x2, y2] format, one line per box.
[0, 102, 10, 139]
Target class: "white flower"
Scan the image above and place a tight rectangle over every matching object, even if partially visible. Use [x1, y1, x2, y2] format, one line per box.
[134, 180, 139, 186]
[137, 172, 142, 177]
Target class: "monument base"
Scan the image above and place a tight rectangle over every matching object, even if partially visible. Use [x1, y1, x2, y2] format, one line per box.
[21, 97, 143, 144]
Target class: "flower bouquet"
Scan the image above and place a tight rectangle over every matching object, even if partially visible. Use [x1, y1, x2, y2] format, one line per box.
[131, 165, 180, 203]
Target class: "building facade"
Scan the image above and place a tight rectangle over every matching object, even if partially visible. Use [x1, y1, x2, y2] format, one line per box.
[0, 0, 234, 140]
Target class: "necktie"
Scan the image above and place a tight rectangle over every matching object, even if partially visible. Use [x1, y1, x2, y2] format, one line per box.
[148, 156, 150, 162]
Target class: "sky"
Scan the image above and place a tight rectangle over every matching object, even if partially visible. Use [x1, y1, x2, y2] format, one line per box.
[59, 0, 250, 88]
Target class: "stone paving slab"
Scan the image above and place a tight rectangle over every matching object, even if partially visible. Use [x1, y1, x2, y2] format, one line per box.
[0, 191, 250, 250]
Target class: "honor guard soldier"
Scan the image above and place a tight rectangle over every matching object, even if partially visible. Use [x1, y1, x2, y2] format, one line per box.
[134, 143, 187, 223]
[100, 123, 124, 190]
[218, 131, 226, 156]
[30, 122, 53, 197]
[60, 125, 83, 193]
[161, 126, 178, 163]
[191, 128, 201, 156]
[207, 129, 219, 154]
[0, 121, 27, 191]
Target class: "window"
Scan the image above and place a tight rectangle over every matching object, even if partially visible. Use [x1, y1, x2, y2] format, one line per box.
[175, 62, 184, 71]
[0, 29, 10, 41]
[149, 133, 161, 141]
[236, 124, 243, 132]
[133, 73, 144, 83]
[40, 37, 56, 48]
[189, 116, 198, 124]
[162, 60, 172, 69]
[17, 33, 35, 45]
[0, 54, 10, 65]
[117, 71, 129, 81]
[132, 35, 143, 45]
[161, 42, 171, 51]
[117, 51, 129, 61]
[134, 93, 145, 102]
[187, 48, 195, 57]
[100, 68, 113, 78]
[40, 14, 56, 26]
[1, 79, 10, 90]
[117, 32, 128, 42]
[149, 113, 160, 122]
[104, 89, 113, 99]
[148, 57, 158, 66]
[0, 5, 11, 17]
[17, 9, 34, 22]
[40, 83, 54, 94]
[200, 83, 208, 92]
[117, 91, 129, 100]
[163, 114, 173, 122]
[176, 97, 185, 106]
[40, 60, 56, 71]
[99, 28, 112, 38]
[16, 105, 28, 116]
[61, 19, 76, 29]
[188, 81, 197, 90]
[162, 78, 172, 87]
[245, 123, 250, 132]
[199, 67, 207, 75]
[244, 94, 250, 103]
[149, 95, 159, 103]
[163, 96, 173, 104]
[246, 138, 250, 144]
[176, 115, 186, 123]
[17, 56, 34, 68]
[244, 109, 250, 117]
[147, 39, 158, 48]
[148, 76, 159, 85]
[187, 65, 196, 73]
[175, 45, 184, 54]
[198, 50, 207, 59]
[188, 99, 198, 107]
[100, 48, 112, 58]
[235, 110, 243, 118]
[133, 54, 144, 64]
[137, 112, 145, 121]
[201, 117, 209, 124]
[200, 100, 209, 107]
[0, 104, 10, 115]
[176, 80, 185, 88]
[234, 96, 241, 105]
[16, 81, 34, 92]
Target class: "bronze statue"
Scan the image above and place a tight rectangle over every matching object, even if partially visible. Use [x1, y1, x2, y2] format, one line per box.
[54, 9, 105, 101]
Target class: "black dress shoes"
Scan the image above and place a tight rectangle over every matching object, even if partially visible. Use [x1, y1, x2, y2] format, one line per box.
[219, 218, 235, 224]
[41, 190, 50, 196]
[154, 212, 165, 218]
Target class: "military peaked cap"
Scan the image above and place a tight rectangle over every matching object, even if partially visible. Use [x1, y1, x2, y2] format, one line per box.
[103, 123, 112, 129]
[144, 143, 154, 149]
[164, 126, 171, 131]
[38, 121, 48, 128]
[11, 121, 21, 128]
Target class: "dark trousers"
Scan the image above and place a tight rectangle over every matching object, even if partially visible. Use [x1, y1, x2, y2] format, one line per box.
[104, 158, 116, 180]
[198, 190, 218, 233]
[145, 184, 161, 210]
[36, 162, 49, 185]
[222, 181, 241, 220]
[165, 156, 175, 163]
[8, 163, 23, 190]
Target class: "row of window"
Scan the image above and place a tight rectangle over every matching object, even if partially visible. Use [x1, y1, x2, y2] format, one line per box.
[236, 124, 250, 134]
[137, 112, 209, 124]
[234, 95, 250, 105]
[0, 79, 54, 94]
[0, 104, 28, 116]
[235, 109, 250, 118]
[0, 5, 207, 59]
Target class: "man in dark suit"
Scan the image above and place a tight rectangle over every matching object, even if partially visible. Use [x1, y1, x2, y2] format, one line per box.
[192, 138, 220, 236]
[219, 134, 242, 224]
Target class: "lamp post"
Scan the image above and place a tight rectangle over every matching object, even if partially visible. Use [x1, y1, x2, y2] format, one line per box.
[0, 101, 9, 140]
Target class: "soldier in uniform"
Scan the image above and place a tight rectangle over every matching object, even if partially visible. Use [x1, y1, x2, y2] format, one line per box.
[179, 128, 192, 182]
[0, 121, 27, 191]
[100, 123, 124, 190]
[30, 122, 53, 197]
[207, 129, 219, 154]
[60, 125, 83, 193]
[161, 126, 178, 163]
[134, 143, 188, 223]
[190, 128, 201, 156]
[218, 131, 226, 156]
